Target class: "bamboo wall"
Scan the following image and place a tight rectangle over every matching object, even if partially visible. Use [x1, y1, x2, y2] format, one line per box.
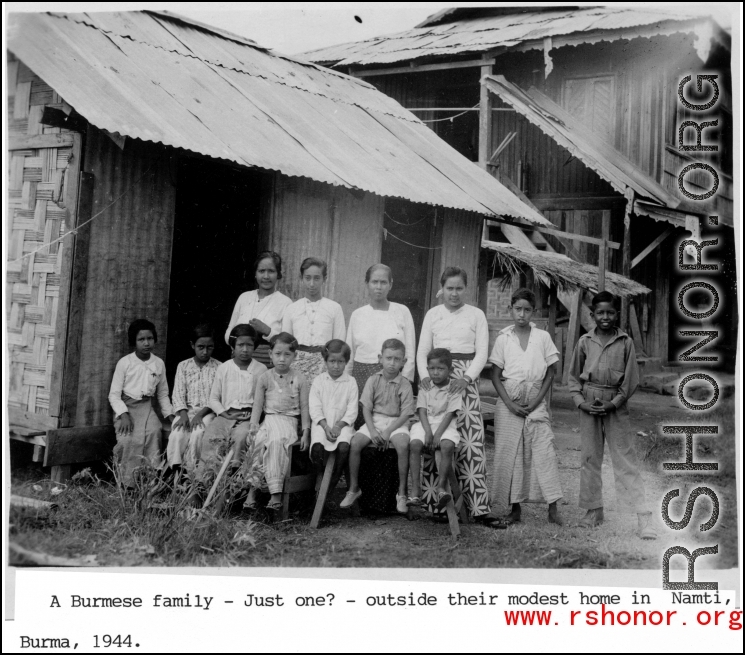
[6, 56, 80, 430]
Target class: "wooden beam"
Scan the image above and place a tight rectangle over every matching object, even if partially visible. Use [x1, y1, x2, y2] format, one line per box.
[9, 133, 75, 150]
[548, 283, 558, 340]
[9, 406, 59, 432]
[487, 131, 517, 165]
[354, 58, 496, 77]
[43, 425, 116, 467]
[598, 210, 610, 292]
[406, 107, 515, 112]
[621, 204, 632, 330]
[629, 302, 647, 356]
[631, 226, 675, 269]
[486, 215, 620, 249]
[633, 200, 687, 226]
[478, 57, 493, 170]
[530, 195, 626, 211]
[562, 290, 584, 385]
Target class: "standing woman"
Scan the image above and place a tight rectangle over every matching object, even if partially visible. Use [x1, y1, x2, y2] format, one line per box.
[346, 264, 416, 428]
[225, 251, 292, 368]
[282, 257, 346, 385]
[417, 266, 493, 522]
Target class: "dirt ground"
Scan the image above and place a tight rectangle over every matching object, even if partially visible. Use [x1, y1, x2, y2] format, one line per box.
[9, 387, 739, 569]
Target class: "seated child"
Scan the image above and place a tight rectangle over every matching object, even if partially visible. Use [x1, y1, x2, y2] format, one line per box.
[167, 323, 221, 471]
[341, 338, 415, 514]
[567, 290, 656, 540]
[108, 319, 174, 487]
[246, 332, 310, 511]
[309, 339, 359, 494]
[408, 348, 462, 509]
[197, 324, 266, 479]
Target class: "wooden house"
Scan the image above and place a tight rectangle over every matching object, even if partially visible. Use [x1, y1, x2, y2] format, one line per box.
[304, 5, 735, 369]
[6, 10, 563, 477]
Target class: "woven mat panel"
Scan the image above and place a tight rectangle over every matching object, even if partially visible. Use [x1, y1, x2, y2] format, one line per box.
[7, 58, 73, 417]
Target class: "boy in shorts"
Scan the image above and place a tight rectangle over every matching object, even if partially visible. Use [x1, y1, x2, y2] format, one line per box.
[408, 348, 462, 509]
[341, 338, 415, 514]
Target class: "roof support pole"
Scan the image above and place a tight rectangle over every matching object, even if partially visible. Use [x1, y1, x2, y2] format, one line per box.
[620, 188, 634, 330]
[598, 209, 610, 292]
[479, 55, 493, 240]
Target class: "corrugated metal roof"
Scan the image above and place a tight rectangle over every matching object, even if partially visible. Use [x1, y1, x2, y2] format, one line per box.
[302, 6, 727, 66]
[484, 75, 707, 222]
[7, 11, 550, 224]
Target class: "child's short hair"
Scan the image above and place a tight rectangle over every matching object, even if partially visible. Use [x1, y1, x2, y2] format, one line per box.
[300, 256, 328, 278]
[365, 263, 392, 283]
[426, 348, 452, 369]
[229, 323, 258, 348]
[270, 331, 298, 352]
[322, 339, 351, 362]
[591, 290, 617, 309]
[128, 318, 157, 347]
[191, 323, 215, 343]
[381, 338, 406, 356]
[254, 251, 283, 280]
[511, 287, 536, 308]
[440, 266, 468, 287]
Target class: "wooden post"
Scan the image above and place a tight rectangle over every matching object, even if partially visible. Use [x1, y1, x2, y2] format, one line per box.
[478, 56, 493, 171]
[621, 189, 634, 330]
[562, 289, 584, 385]
[547, 283, 558, 340]
[598, 210, 610, 293]
[310, 451, 336, 529]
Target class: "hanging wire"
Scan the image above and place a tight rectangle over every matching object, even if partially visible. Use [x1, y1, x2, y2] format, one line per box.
[10, 159, 160, 263]
[383, 227, 441, 250]
[416, 103, 479, 123]
[383, 210, 429, 227]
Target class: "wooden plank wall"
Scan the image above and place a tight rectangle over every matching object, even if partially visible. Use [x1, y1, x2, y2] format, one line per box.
[439, 209, 482, 307]
[6, 56, 79, 428]
[268, 174, 384, 322]
[73, 128, 176, 427]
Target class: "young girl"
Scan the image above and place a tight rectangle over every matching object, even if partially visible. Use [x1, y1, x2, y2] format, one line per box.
[197, 324, 266, 479]
[108, 319, 174, 487]
[488, 287, 563, 526]
[167, 324, 221, 471]
[282, 257, 346, 385]
[309, 339, 359, 495]
[246, 333, 311, 511]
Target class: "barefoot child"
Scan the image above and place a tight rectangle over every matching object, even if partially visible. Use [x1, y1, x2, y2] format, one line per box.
[489, 288, 563, 527]
[408, 348, 462, 509]
[309, 339, 359, 494]
[108, 319, 174, 486]
[341, 338, 415, 514]
[198, 324, 266, 479]
[246, 333, 311, 511]
[567, 291, 656, 540]
[167, 324, 221, 471]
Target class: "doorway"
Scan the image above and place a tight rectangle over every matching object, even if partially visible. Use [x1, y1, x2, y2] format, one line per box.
[166, 158, 266, 382]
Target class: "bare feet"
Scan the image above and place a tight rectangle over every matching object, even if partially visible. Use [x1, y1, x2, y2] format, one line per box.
[548, 501, 563, 526]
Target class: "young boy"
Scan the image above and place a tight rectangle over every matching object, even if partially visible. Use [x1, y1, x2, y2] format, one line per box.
[567, 291, 656, 540]
[408, 348, 462, 509]
[341, 338, 415, 514]
[196, 324, 267, 480]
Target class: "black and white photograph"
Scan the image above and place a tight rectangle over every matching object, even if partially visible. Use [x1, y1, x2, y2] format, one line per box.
[4, 0, 739, 602]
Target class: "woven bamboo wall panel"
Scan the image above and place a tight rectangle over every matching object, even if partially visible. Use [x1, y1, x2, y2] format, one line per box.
[6, 56, 76, 419]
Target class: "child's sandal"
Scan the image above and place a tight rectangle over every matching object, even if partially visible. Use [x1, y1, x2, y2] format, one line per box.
[406, 496, 422, 507]
[266, 500, 283, 511]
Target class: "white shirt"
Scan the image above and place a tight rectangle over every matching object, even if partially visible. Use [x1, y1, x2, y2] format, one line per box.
[209, 358, 267, 415]
[108, 353, 173, 418]
[225, 290, 292, 345]
[309, 372, 359, 428]
[416, 303, 489, 382]
[282, 297, 346, 346]
[488, 323, 560, 382]
[346, 302, 416, 381]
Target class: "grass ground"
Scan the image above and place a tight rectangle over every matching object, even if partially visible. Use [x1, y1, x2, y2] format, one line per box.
[8, 388, 739, 569]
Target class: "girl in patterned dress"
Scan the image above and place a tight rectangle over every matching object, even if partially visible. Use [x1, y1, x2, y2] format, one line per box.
[167, 323, 221, 471]
[282, 257, 346, 386]
[246, 333, 311, 511]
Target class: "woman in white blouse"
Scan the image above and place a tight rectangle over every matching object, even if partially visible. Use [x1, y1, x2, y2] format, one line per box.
[282, 257, 346, 384]
[346, 264, 416, 424]
[225, 251, 292, 368]
[416, 266, 495, 523]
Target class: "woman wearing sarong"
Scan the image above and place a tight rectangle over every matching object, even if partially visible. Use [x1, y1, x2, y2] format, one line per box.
[345, 263, 416, 512]
[488, 287, 563, 526]
[225, 251, 292, 368]
[417, 267, 494, 522]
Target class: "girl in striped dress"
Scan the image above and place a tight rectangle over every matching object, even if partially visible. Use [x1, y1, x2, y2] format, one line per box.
[246, 333, 310, 511]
